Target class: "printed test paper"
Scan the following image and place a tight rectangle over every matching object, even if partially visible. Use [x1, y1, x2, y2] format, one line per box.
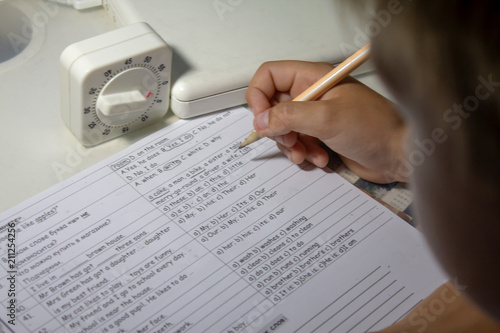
[0, 107, 447, 333]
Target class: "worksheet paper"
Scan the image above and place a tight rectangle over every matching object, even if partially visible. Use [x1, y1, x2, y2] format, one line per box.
[0, 107, 447, 333]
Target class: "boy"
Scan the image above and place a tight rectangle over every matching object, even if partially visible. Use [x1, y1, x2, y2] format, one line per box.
[246, 1, 500, 331]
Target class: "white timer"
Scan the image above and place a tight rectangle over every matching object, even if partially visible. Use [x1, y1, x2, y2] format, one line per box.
[60, 22, 172, 146]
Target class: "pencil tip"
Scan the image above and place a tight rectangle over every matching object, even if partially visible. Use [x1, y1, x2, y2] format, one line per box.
[239, 131, 262, 148]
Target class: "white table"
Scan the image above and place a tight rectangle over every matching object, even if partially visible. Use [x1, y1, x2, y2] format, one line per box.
[0, 1, 391, 212]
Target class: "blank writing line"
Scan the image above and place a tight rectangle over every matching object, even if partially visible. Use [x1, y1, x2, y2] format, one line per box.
[365, 292, 415, 332]
[294, 266, 381, 333]
[311, 271, 391, 332]
[347, 286, 405, 332]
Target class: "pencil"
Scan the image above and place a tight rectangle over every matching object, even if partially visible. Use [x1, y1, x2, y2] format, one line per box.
[239, 43, 371, 148]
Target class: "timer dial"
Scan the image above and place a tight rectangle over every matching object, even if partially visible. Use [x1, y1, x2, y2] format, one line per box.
[60, 23, 172, 146]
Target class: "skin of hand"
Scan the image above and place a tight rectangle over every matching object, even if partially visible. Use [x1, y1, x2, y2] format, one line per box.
[246, 60, 408, 184]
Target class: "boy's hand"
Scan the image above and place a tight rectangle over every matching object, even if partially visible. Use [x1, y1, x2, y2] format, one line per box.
[246, 60, 407, 183]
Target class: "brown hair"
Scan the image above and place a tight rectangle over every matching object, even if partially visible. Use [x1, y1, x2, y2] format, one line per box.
[370, 0, 500, 177]
[360, 0, 500, 321]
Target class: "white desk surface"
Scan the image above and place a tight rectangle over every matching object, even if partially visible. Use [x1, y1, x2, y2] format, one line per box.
[0, 2, 391, 213]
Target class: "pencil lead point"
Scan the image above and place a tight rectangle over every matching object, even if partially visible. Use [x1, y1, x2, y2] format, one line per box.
[239, 131, 262, 148]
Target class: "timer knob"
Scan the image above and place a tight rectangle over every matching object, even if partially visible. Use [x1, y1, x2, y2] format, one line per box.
[95, 67, 159, 126]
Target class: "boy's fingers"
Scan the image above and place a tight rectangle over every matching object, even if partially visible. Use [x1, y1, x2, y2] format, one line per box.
[276, 141, 306, 165]
[254, 100, 338, 140]
[300, 135, 329, 168]
[246, 61, 299, 114]
[275, 132, 298, 148]
[246, 61, 334, 114]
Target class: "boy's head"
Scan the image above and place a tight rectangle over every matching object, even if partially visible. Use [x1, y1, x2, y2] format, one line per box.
[365, 0, 500, 320]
